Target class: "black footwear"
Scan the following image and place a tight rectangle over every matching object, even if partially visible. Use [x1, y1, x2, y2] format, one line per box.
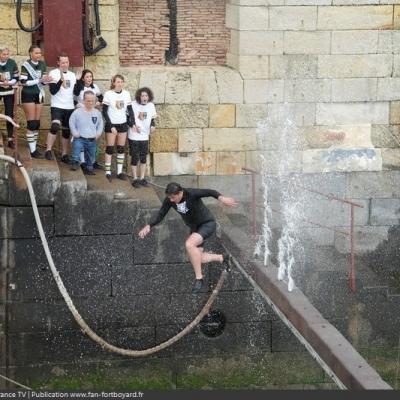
[30, 150, 43, 159]
[93, 162, 103, 170]
[7, 140, 15, 149]
[45, 150, 53, 160]
[192, 278, 204, 293]
[117, 173, 126, 180]
[222, 252, 233, 272]
[84, 169, 96, 176]
[70, 163, 79, 171]
[106, 173, 112, 182]
[132, 179, 141, 188]
[140, 178, 149, 187]
[61, 154, 70, 164]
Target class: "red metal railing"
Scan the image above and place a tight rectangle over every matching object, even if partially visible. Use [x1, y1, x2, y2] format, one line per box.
[242, 167, 364, 293]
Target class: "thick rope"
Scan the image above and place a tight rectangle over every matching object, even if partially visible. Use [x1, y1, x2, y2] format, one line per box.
[0, 154, 228, 356]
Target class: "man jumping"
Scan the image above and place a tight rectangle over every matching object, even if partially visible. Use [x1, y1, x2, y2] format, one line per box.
[138, 182, 237, 293]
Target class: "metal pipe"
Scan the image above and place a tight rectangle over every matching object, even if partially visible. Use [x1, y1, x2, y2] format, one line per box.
[349, 204, 356, 293]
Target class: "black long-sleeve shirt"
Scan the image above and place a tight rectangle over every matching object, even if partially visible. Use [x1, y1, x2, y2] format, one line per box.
[149, 188, 221, 230]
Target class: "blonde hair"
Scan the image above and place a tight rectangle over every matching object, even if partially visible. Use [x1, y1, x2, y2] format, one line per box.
[110, 74, 124, 90]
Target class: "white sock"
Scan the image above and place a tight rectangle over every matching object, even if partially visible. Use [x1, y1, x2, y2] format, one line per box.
[27, 131, 36, 153]
[117, 154, 125, 175]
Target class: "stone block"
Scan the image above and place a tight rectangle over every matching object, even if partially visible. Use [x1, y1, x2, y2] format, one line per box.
[191, 69, 219, 104]
[371, 124, 400, 148]
[216, 152, 246, 175]
[178, 128, 203, 152]
[377, 78, 400, 101]
[149, 129, 178, 153]
[334, 226, 390, 254]
[268, 103, 316, 126]
[0, 30, 17, 54]
[234, 31, 283, 56]
[138, 69, 167, 103]
[390, 101, 400, 125]
[303, 124, 373, 149]
[284, 79, 331, 103]
[244, 80, 284, 104]
[316, 103, 389, 125]
[165, 71, 192, 104]
[318, 55, 393, 78]
[395, 4, 400, 29]
[270, 55, 318, 79]
[228, 1, 283, 5]
[395, 55, 400, 77]
[214, 67, 243, 104]
[204, 128, 257, 151]
[16, 30, 32, 56]
[317, 6, 393, 30]
[381, 148, 400, 170]
[302, 148, 382, 173]
[300, 227, 334, 247]
[269, 6, 317, 30]
[118, 68, 140, 95]
[157, 105, 209, 128]
[226, 4, 269, 30]
[247, 150, 302, 175]
[93, 31, 119, 56]
[332, 78, 377, 102]
[346, 171, 400, 198]
[153, 153, 195, 176]
[236, 104, 268, 128]
[0, 3, 31, 29]
[194, 152, 217, 175]
[378, 30, 400, 54]
[0, 207, 53, 240]
[98, 4, 119, 31]
[331, 30, 379, 54]
[226, 54, 269, 79]
[84, 55, 119, 80]
[285, 0, 331, 5]
[284, 31, 331, 55]
[209, 104, 236, 128]
[370, 198, 400, 226]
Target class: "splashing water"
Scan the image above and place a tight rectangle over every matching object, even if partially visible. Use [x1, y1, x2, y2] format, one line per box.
[256, 111, 306, 292]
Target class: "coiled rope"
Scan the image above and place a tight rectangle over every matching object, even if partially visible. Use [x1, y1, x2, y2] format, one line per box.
[0, 154, 228, 356]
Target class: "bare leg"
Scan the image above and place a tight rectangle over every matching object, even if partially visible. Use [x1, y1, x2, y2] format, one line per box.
[139, 162, 146, 180]
[185, 233, 224, 279]
[131, 165, 138, 180]
[61, 137, 69, 156]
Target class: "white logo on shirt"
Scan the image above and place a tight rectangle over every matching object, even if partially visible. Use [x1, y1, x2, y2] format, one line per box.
[176, 201, 189, 214]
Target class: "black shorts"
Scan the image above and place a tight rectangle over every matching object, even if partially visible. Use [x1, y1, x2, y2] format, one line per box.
[192, 220, 216, 241]
[50, 107, 74, 128]
[105, 123, 128, 133]
[21, 91, 43, 104]
[129, 139, 149, 165]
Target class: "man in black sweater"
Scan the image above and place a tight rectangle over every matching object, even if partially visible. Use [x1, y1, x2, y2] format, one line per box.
[138, 182, 237, 292]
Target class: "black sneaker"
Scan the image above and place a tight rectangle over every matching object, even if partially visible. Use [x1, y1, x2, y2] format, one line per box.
[84, 169, 96, 176]
[117, 173, 126, 181]
[61, 154, 70, 164]
[7, 140, 15, 149]
[132, 179, 141, 188]
[222, 252, 233, 272]
[192, 278, 204, 293]
[30, 150, 43, 159]
[93, 162, 103, 170]
[70, 162, 79, 171]
[140, 179, 149, 187]
[106, 173, 112, 182]
[45, 150, 53, 160]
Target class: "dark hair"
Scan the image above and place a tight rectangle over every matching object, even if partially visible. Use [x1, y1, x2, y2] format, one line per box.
[57, 52, 69, 61]
[135, 87, 154, 103]
[165, 182, 183, 196]
[78, 69, 94, 89]
[28, 45, 41, 55]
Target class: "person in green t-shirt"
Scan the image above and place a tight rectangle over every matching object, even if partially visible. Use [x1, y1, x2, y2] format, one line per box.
[19, 45, 52, 158]
[0, 46, 19, 149]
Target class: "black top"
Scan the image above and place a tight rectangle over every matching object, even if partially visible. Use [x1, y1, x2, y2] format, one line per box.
[149, 188, 221, 230]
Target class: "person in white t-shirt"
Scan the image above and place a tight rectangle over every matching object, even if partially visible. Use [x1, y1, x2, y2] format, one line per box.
[45, 53, 77, 163]
[128, 87, 156, 188]
[102, 74, 135, 182]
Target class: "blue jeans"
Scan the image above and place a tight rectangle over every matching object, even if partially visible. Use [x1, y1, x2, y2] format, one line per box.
[71, 137, 96, 171]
